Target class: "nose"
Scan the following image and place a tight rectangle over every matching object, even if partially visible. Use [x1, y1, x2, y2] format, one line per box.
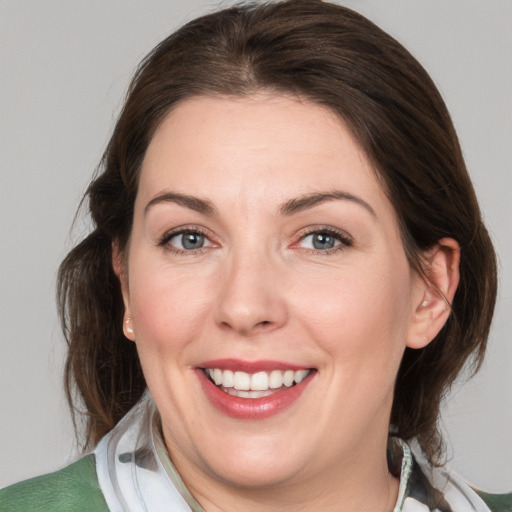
[213, 249, 288, 337]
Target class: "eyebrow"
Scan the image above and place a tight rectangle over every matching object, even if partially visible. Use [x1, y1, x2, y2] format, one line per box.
[144, 189, 376, 218]
[279, 190, 376, 217]
[144, 192, 216, 216]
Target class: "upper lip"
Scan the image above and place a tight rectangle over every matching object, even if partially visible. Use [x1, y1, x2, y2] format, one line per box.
[197, 358, 312, 372]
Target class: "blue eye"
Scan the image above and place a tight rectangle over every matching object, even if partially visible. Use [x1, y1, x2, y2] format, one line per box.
[298, 230, 351, 251]
[166, 231, 211, 251]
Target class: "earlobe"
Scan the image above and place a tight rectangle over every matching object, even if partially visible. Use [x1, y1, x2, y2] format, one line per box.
[406, 238, 460, 349]
[124, 316, 136, 341]
[112, 242, 135, 341]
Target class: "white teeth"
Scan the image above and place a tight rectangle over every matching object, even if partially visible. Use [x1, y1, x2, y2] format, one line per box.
[294, 369, 309, 384]
[222, 369, 234, 388]
[205, 368, 311, 392]
[283, 370, 295, 387]
[225, 388, 274, 398]
[233, 371, 251, 390]
[213, 368, 223, 386]
[251, 371, 269, 391]
[269, 370, 284, 389]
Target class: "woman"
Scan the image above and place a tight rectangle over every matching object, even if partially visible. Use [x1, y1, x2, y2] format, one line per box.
[1, 1, 510, 510]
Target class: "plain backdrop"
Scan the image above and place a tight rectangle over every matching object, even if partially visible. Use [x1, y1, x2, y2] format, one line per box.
[1, 0, 511, 492]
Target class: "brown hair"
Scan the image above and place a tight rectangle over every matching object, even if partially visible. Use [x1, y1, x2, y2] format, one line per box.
[58, 0, 497, 462]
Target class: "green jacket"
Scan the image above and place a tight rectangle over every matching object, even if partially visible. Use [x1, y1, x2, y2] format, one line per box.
[2, 454, 512, 511]
[0, 455, 108, 512]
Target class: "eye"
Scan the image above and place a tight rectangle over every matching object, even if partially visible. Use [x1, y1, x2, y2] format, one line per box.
[162, 229, 213, 252]
[297, 228, 352, 252]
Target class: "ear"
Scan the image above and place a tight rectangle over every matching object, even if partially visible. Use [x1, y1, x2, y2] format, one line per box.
[112, 241, 135, 341]
[406, 238, 460, 349]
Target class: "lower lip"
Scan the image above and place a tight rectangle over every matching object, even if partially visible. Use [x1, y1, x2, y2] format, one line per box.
[197, 369, 314, 420]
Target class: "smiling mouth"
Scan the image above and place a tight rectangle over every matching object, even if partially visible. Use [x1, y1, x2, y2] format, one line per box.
[203, 368, 312, 399]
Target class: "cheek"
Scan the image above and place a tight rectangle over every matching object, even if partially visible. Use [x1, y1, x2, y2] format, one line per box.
[290, 258, 412, 369]
[128, 262, 214, 355]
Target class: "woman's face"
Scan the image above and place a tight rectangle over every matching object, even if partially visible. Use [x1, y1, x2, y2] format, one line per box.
[118, 94, 427, 492]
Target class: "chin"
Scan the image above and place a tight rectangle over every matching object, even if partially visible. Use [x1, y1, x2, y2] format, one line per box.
[204, 452, 308, 489]
[182, 426, 315, 489]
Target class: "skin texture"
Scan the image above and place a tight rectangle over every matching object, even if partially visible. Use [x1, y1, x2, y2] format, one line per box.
[114, 94, 459, 512]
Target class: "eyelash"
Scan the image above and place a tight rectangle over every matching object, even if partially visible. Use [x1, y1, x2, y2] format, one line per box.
[296, 226, 353, 254]
[158, 225, 353, 256]
[158, 226, 212, 255]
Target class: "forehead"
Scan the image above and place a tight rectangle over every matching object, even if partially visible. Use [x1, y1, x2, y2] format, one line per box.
[137, 94, 388, 215]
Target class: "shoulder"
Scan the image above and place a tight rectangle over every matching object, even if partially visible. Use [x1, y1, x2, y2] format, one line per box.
[476, 490, 512, 512]
[0, 454, 109, 512]
[400, 439, 512, 512]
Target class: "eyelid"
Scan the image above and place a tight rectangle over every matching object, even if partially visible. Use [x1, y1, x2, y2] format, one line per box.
[158, 225, 217, 253]
[293, 225, 354, 252]
[157, 224, 352, 255]
[159, 225, 204, 244]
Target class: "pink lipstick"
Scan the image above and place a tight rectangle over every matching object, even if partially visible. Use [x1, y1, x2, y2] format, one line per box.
[196, 359, 315, 419]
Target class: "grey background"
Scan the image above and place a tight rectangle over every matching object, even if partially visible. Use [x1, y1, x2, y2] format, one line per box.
[1, 0, 511, 492]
